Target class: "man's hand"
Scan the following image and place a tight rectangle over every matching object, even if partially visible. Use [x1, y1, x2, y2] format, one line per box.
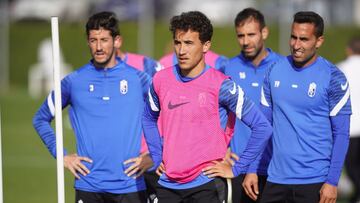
[319, 183, 337, 203]
[202, 161, 234, 178]
[156, 162, 165, 176]
[223, 148, 239, 166]
[242, 173, 259, 201]
[124, 152, 154, 178]
[64, 153, 92, 179]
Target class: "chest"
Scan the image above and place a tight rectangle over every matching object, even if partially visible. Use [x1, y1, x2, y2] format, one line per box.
[71, 71, 143, 109]
[270, 68, 329, 110]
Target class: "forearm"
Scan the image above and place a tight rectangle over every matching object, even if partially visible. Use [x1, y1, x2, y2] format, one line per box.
[32, 102, 67, 158]
[326, 115, 350, 186]
[232, 106, 272, 176]
[142, 104, 162, 171]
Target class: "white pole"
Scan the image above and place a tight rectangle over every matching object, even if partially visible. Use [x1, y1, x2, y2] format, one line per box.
[51, 17, 65, 203]
[0, 108, 3, 203]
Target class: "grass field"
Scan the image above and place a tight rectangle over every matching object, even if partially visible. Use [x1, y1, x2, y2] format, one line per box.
[1, 21, 359, 202]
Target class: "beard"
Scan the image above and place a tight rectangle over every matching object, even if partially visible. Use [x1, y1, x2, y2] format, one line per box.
[92, 47, 116, 68]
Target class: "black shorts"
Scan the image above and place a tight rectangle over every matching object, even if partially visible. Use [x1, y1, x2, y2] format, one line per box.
[75, 189, 147, 203]
[144, 171, 160, 202]
[260, 181, 323, 203]
[156, 178, 227, 203]
[231, 174, 267, 203]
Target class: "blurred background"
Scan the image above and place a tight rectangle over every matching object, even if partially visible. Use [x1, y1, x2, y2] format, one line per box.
[0, 0, 360, 202]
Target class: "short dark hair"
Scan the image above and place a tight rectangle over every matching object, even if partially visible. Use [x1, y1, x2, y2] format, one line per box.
[348, 36, 360, 54]
[170, 11, 213, 43]
[234, 8, 265, 29]
[86, 11, 120, 38]
[293, 11, 324, 38]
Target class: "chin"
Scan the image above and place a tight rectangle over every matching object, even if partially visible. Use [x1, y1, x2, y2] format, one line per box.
[178, 64, 190, 70]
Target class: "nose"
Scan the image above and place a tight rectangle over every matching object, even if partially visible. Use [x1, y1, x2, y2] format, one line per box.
[178, 43, 186, 55]
[96, 41, 102, 51]
[292, 38, 301, 49]
[242, 36, 249, 46]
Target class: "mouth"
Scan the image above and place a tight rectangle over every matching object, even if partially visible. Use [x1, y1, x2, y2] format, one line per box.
[95, 52, 105, 56]
[178, 57, 188, 63]
[242, 47, 255, 54]
[292, 50, 303, 58]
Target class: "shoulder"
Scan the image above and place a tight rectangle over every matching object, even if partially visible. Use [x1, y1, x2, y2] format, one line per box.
[207, 68, 229, 82]
[267, 55, 288, 74]
[223, 55, 243, 70]
[153, 66, 174, 81]
[68, 62, 94, 79]
[317, 56, 342, 76]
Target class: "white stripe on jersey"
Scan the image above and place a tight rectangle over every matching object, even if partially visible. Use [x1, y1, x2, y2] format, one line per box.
[148, 90, 159, 112]
[261, 87, 270, 107]
[330, 87, 350, 116]
[236, 85, 244, 120]
[47, 93, 55, 117]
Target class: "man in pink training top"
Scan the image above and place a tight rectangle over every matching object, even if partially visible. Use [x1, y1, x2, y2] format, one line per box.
[143, 11, 272, 203]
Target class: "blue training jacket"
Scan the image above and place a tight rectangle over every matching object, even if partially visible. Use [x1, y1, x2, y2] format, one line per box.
[33, 58, 151, 194]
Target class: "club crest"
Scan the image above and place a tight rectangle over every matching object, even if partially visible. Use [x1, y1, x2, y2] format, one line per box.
[120, 80, 128, 94]
[239, 72, 246, 79]
[198, 92, 207, 107]
[308, 82, 316, 97]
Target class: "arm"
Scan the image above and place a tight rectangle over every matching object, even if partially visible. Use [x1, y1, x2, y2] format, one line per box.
[124, 72, 154, 178]
[319, 68, 352, 203]
[231, 105, 272, 176]
[32, 75, 92, 179]
[32, 77, 71, 158]
[142, 82, 163, 171]
[245, 67, 274, 173]
[203, 80, 272, 178]
[319, 114, 350, 203]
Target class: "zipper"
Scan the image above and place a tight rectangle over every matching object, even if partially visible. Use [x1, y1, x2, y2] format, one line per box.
[102, 68, 110, 101]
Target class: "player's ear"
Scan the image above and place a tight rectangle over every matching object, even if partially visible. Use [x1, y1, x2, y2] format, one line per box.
[114, 35, 122, 49]
[261, 26, 269, 40]
[315, 35, 324, 49]
[203, 40, 211, 53]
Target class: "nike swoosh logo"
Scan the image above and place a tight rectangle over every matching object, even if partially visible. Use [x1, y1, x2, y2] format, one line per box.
[341, 81, 348, 91]
[229, 83, 237, 95]
[168, 101, 190, 110]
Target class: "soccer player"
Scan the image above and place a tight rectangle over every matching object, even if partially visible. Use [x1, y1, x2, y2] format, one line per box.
[260, 11, 351, 203]
[33, 11, 152, 203]
[222, 8, 283, 202]
[143, 11, 272, 203]
[337, 36, 360, 203]
[159, 50, 228, 70]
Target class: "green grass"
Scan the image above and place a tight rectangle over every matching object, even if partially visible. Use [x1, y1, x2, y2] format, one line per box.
[3, 21, 359, 202]
[1, 88, 76, 202]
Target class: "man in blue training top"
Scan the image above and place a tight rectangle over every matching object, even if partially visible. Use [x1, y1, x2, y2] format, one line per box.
[260, 11, 351, 203]
[222, 8, 282, 203]
[33, 11, 152, 203]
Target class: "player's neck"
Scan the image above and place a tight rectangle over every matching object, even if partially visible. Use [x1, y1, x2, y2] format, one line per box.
[251, 47, 268, 67]
[180, 59, 206, 78]
[293, 53, 318, 68]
